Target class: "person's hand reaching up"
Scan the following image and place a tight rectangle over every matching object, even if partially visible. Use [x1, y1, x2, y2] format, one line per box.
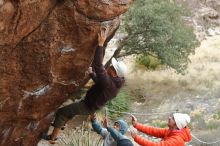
[98, 26, 109, 47]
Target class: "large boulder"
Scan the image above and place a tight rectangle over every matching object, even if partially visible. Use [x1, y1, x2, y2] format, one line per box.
[0, 0, 133, 145]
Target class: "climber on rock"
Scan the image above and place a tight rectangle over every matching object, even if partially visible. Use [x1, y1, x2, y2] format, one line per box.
[42, 26, 127, 144]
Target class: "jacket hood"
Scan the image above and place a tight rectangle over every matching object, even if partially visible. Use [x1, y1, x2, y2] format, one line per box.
[114, 119, 128, 135]
[172, 127, 192, 142]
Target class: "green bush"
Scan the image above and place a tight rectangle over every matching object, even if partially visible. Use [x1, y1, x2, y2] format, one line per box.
[213, 111, 220, 120]
[106, 88, 131, 120]
[119, 0, 199, 73]
[136, 54, 161, 70]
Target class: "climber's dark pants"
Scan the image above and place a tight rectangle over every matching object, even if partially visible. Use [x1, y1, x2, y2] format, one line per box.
[53, 100, 95, 128]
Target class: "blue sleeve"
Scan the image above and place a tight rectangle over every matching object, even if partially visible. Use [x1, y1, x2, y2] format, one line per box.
[91, 120, 103, 134]
[107, 127, 124, 142]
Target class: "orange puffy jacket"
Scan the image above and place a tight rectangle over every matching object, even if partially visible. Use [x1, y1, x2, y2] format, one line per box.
[133, 122, 192, 146]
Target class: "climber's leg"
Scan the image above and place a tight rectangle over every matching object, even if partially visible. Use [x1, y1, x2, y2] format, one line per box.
[51, 122, 65, 130]
[41, 132, 58, 144]
[44, 100, 94, 143]
[53, 100, 89, 128]
[49, 127, 60, 144]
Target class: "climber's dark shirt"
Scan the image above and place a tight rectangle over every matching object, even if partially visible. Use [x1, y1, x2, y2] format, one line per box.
[84, 46, 125, 110]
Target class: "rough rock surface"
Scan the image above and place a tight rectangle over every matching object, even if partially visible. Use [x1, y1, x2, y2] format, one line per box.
[177, 0, 220, 39]
[0, 0, 133, 145]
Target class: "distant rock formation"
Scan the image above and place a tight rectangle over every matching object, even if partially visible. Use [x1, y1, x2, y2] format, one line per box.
[0, 0, 133, 145]
[177, 0, 220, 40]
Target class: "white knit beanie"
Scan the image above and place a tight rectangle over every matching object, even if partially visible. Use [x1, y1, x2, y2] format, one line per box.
[173, 113, 190, 130]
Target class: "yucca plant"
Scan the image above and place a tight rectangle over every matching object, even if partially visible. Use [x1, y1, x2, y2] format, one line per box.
[59, 122, 103, 146]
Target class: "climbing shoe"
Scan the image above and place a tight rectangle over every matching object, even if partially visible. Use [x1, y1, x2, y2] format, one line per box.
[41, 133, 58, 144]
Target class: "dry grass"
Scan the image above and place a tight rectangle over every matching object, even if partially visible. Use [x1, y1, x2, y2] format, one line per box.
[123, 35, 220, 144]
[125, 35, 220, 92]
